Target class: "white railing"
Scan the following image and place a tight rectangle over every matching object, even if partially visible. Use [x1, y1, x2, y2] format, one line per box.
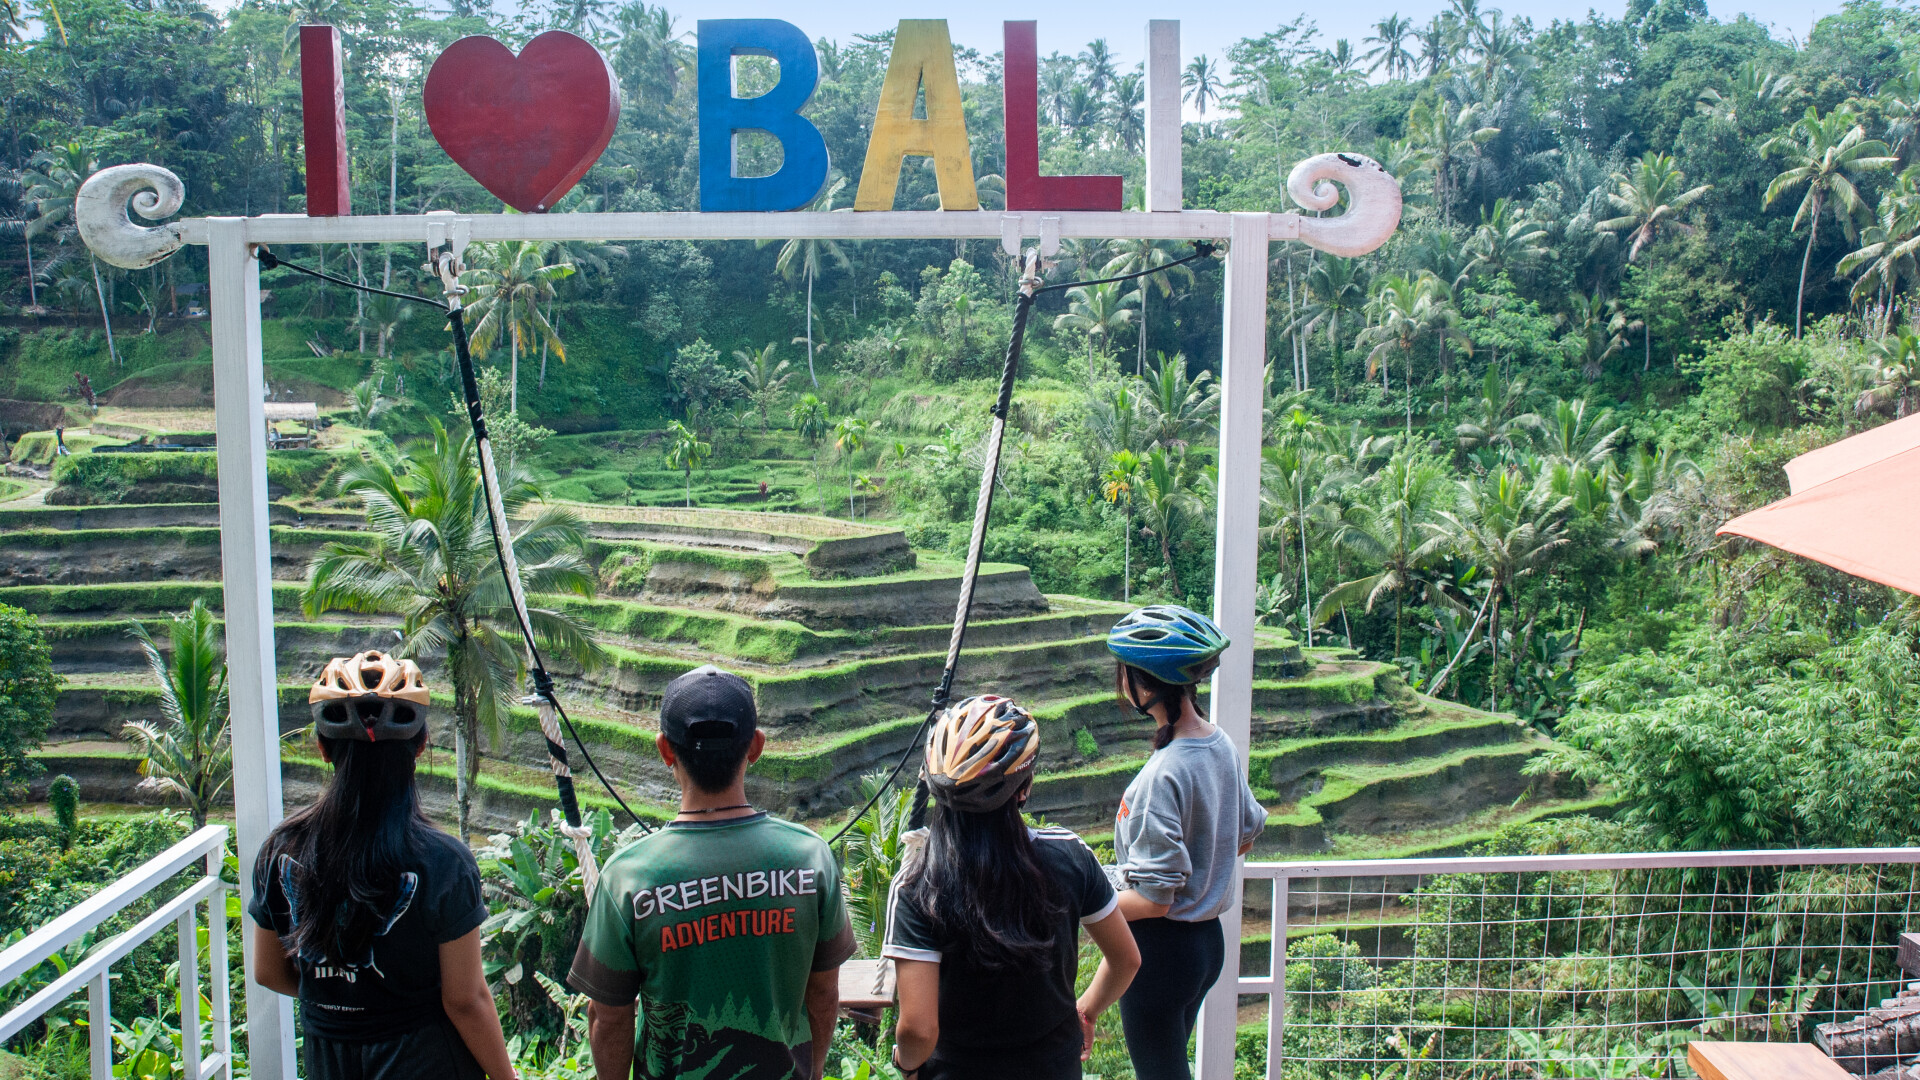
[0, 825, 233, 1080]
[1238, 847, 1920, 1079]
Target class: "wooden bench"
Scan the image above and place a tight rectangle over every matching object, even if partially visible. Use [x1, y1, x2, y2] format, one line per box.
[1688, 1041, 1854, 1080]
[839, 958, 895, 1022]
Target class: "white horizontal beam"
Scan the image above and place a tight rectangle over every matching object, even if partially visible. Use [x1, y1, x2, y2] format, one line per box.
[1245, 846, 1920, 880]
[0, 825, 227, 987]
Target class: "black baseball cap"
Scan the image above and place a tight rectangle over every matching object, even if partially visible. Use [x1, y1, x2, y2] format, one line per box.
[659, 665, 757, 750]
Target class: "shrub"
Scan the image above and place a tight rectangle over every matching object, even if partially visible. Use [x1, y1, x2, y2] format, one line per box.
[47, 776, 78, 847]
[0, 605, 60, 801]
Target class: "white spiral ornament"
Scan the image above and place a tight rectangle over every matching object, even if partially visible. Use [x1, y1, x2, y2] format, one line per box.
[1286, 152, 1404, 258]
[76, 164, 188, 270]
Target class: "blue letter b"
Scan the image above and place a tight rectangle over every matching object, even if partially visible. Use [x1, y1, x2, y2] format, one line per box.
[697, 20, 829, 212]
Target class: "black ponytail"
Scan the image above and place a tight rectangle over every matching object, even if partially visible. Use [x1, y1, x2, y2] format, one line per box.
[905, 793, 1063, 971]
[260, 731, 433, 965]
[1117, 664, 1206, 750]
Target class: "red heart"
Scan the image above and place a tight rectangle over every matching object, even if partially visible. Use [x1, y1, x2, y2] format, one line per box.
[423, 31, 619, 213]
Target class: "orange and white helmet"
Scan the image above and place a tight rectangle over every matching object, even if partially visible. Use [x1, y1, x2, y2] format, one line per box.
[308, 651, 431, 742]
[924, 695, 1039, 812]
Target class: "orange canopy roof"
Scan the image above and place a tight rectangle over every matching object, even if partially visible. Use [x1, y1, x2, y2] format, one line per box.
[1717, 412, 1920, 595]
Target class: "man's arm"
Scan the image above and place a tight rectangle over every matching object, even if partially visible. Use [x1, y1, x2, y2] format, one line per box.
[805, 968, 839, 1080]
[587, 1000, 637, 1080]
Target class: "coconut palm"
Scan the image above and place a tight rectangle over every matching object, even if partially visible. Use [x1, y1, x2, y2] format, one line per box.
[1294, 257, 1372, 390]
[1879, 60, 1920, 168]
[1696, 60, 1793, 130]
[353, 291, 412, 359]
[1085, 381, 1146, 458]
[1054, 281, 1139, 376]
[1103, 240, 1192, 374]
[832, 415, 869, 520]
[1261, 406, 1332, 644]
[1533, 398, 1624, 470]
[1840, 172, 1920, 333]
[1317, 449, 1453, 657]
[733, 343, 792, 431]
[461, 239, 575, 413]
[1857, 329, 1920, 418]
[121, 601, 231, 829]
[1079, 38, 1118, 96]
[1102, 450, 1144, 602]
[1365, 14, 1416, 80]
[1430, 467, 1571, 710]
[302, 421, 604, 841]
[1405, 98, 1498, 223]
[1763, 108, 1894, 337]
[763, 177, 851, 387]
[1183, 55, 1225, 120]
[1414, 15, 1456, 78]
[1134, 353, 1219, 451]
[1594, 151, 1712, 364]
[24, 138, 119, 366]
[665, 419, 710, 507]
[1110, 73, 1146, 154]
[1465, 198, 1550, 281]
[1358, 273, 1449, 432]
[1559, 292, 1635, 381]
[791, 393, 829, 510]
[1453, 365, 1540, 453]
[1136, 447, 1202, 599]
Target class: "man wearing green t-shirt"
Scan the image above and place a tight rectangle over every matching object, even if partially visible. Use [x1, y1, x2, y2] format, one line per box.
[569, 666, 856, 1080]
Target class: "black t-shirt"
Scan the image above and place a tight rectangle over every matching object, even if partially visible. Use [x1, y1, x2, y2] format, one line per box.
[882, 825, 1118, 1074]
[248, 827, 489, 1042]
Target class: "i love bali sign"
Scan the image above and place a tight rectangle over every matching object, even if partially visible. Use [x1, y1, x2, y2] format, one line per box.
[299, 19, 1177, 216]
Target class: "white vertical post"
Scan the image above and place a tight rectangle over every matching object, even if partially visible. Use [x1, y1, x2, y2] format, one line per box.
[1267, 876, 1288, 1080]
[1144, 20, 1182, 212]
[88, 971, 110, 1079]
[1197, 211, 1269, 1080]
[206, 850, 232, 1080]
[177, 907, 202, 1080]
[207, 218, 295, 1080]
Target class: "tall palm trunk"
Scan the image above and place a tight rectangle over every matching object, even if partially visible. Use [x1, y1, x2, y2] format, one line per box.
[804, 266, 818, 387]
[1137, 298, 1148, 376]
[1122, 513, 1131, 602]
[509, 316, 520, 414]
[91, 257, 119, 366]
[1298, 483, 1313, 647]
[24, 232, 35, 309]
[1159, 528, 1183, 599]
[540, 299, 552, 389]
[449, 643, 479, 843]
[1795, 194, 1823, 339]
[1486, 585, 1502, 712]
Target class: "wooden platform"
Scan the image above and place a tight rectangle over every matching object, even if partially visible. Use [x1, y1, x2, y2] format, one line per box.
[1688, 1041, 1853, 1080]
[839, 958, 895, 1016]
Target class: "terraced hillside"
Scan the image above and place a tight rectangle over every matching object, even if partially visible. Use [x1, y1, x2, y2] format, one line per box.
[4, 497, 1604, 858]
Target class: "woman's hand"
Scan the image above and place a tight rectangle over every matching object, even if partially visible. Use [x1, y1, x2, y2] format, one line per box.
[1078, 1005, 1098, 1060]
[1077, 909, 1142, 1061]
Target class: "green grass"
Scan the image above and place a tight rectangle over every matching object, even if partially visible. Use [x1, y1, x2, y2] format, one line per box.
[0, 525, 360, 550]
[0, 582, 308, 614]
[1262, 742, 1546, 830]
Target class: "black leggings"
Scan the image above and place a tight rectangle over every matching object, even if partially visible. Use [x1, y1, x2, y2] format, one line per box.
[303, 1020, 485, 1080]
[1119, 917, 1225, 1080]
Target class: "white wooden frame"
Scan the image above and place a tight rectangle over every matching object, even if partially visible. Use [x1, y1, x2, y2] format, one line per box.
[76, 66, 1399, 1075]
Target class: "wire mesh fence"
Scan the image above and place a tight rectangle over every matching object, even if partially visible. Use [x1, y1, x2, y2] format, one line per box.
[1239, 850, 1920, 1079]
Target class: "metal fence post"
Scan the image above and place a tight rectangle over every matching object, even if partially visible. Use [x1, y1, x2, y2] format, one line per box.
[207, 218, 295, 1080]
[88, 971, 109, 1079]
[1195, 210, 1271, 1080]
[177, 907, 202, 1080]
[206, 849, 231, 1080]
[1268, 875, 1288, 1080]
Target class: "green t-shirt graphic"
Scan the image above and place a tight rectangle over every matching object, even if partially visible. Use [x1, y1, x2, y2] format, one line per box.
[568, 813, 856, 1080]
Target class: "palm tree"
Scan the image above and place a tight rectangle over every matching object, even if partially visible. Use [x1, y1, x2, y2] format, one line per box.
[1295, 257, 1372, 390]
[790, 393, 829, 511]
[665, 419, 711, 507]
[1365, 14, 1416, 80]
[122, 601, 231, 829]
[1102, 450, 1144, 602]
[1405, 99, 1499, 224]
[1559, 292, 1635, 381]
[1054, 282, 1139, 375]
[1183, 55, 1225, 120]
[1857, 329, 1920, 418]
[1879, 60, 1920, 167]
[1594, 151, 1712, 364]
[1840, 171, 1920, 333]
[353, 292, 412, 359]
[1317, 449, 1452, 657]
[24, 139, 119, 366]
[732, 343, 792, 431]
[1135, 353, 1219, 451]
[1079, 38, 1117, 97]
[1465, 198, 1550, 281]
[302, 421, 603, 841]
[1453, 366, 1540, 453]
[1696, 60, 1793, 130]
[461, 239, 575, 412]
[1103, 240, 1191, 374]
[832, 415, 869, 520]
[1110, 73, 1146, 154]
[1763, 108, 1895, 337]
[1261, 406, 1331, 644]
[1137, 448, 1202, 599]
[1532, 398, 1624, 470]
[1430, 467, 1571, 710]
[1358, 274, 1447, 432]
[1085, 381, 1146, 458]
[1414, 15, 1455, 77]
[763, 177, 851, 387]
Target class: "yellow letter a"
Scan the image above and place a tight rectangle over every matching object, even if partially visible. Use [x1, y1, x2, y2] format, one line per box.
[854, 20, 979, 211]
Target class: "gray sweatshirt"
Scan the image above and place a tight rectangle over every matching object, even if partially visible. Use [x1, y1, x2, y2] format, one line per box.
[1112, 728, 1267, 922]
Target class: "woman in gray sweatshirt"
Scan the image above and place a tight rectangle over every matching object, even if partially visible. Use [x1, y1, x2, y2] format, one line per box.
[1100, 605, 1267, 1080]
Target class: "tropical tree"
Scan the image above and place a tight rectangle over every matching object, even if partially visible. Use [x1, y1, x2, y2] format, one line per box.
[1365, 14, 1416, 80]
[1840, 171, 1920, 333]
[24, 138, 119, 366]
[461, 239, 575, 412]
[1762, 108, 1895, 337]
[1594, 151, 1712, 363]
[1430, 467, 1571, 710]
[303, 421, 604, 841]
[1295, 257, 1372, 389]
[1102, 450, 1144, 602]
[1183, 55, 1225, 119]
[1137, 448, 1202, 599]
[1559, 292, 1635, 381]
[791, 393, 829, 510]
[1110, 73, 1146, 153]
[1054, 282, 1139, 375]
[732, 343, 793, 431]
[1134, 353, 1219, 451]
[1453, 366, 1538, 453]
[1358, 273, 1448, 431]
[122, 601, 231, 829]
[1532, 398, 1624, 470]
[763, 177, 851, 387]
[1696, 60, 1793, 130]
[1857, 329, 1920, 418]
[1465, 198, 1550, 281]
[1102, 240, 1191, 374]
[665, 419, 711, 507]
[1317, 448, 1453, 657]
[1879, 60, 1920, 168]
[353, 292, 412, 359]
[832, 415, 870, 519]
[1405, 98, 1498, 223]
[1261, 407, 1332, 643]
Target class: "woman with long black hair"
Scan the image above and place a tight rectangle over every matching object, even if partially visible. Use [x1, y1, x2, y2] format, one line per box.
[1102, 606, 1268, 1080]
[884, 695, 1140, 1080]
[249, 652, 515, 1080]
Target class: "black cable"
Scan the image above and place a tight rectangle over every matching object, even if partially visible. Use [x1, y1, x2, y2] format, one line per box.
[1031, 241, 1217, 295]
[257, 246, 652, 832]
